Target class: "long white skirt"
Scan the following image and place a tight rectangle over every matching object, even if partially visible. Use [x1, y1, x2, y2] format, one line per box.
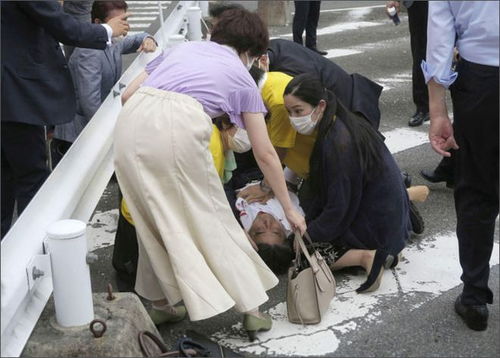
[113, 87, 278, 321]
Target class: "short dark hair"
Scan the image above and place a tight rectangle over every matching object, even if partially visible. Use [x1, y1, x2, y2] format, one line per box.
[257, 243, 294, 275]
[209, 2, 244, 18]
[249, 65, 265, 86]
[91, 1, 128, 23]
[210, 8, 269, 57]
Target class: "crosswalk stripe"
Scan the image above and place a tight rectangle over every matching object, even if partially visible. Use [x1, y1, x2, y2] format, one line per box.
[319, 4, 386, 14]
[278, 21, 383, 38]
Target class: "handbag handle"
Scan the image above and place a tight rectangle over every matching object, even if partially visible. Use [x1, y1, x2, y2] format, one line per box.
[293, 232, 320, 274]
[294, 232, 335, 289]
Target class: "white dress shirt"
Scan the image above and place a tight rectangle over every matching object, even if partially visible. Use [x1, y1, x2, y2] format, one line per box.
[421, 1, 499, 88]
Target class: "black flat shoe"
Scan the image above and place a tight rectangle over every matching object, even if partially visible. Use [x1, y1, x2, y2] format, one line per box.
[307, 46, 328, 56]
[401, 170, 412, 188]
[454, 294, 488, 331]
[409, 201, 424, 234]
[420, 169, 454, 188]
[408, 111, 430, 127]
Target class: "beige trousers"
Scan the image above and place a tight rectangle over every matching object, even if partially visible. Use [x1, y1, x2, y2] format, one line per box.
[113, 87, 278, 321]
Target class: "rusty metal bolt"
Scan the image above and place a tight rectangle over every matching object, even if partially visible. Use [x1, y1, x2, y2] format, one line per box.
[89, 319, 107, 338]
[106, 283, 115, 301]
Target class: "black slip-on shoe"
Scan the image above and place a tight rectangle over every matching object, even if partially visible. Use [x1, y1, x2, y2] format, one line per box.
[408, 111, 430, 127]
[409, 201, 424, 235]
[420, 169, 454, 188]
[307, 46, 328, 56]
[454, 294, 488, 331]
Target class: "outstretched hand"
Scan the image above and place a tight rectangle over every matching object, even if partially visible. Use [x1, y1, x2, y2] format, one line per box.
[429, 114, 459, 157]
[108, 12, 131, 37]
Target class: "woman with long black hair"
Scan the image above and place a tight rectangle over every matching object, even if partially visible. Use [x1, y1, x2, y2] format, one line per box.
[283, 73, 411, 292]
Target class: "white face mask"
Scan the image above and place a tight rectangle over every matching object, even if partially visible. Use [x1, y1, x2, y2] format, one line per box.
[289, 107, 318, 135]
[228, 127, 252, 153]
[245, 52, 255, 71]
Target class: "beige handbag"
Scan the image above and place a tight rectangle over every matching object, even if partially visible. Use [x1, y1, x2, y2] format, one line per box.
[287, 232, 336, 325]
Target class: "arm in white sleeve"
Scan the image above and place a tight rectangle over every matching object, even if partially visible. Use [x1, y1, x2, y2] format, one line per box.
[420, 1, 457, 88]
[101, 23, 113, 45]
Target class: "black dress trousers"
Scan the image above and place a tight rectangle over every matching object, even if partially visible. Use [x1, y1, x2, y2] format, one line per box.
[293, 1, 321, 49]
[407, 1, 429, 113]
[451, 59, 499, 306]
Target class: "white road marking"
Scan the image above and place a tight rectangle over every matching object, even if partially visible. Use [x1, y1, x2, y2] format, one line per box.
[87, 209, 119, 251]
[384, 127, 429, 154]
[127, 1, 170, 4]
[326, 48, 363, 59]
[319, 4, 386, 14]
[347, 6, 376, 20]
[129, 16, 157, 21]
[129, 23, 152, 28]
[212, 234, 500, 356]
[279, 21, 383, 38]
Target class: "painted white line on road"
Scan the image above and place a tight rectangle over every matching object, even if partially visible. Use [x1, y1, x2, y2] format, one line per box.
[129, 16, 156, 21]
[129, 23, 152, 28]
[326, 48, 363, 59]
[325, 36, 410, 60]
[279, 21, 383, 38]
[348, 6, 377, 19]
[212, 233, 500, 356]
[319, 4, 386, 14]
[127, 1, 170, 4]
[384, 127, 429, 154]
[128, 12, 159, 16]
[292, 4, 385, 15]
[87, 209, 119, 251]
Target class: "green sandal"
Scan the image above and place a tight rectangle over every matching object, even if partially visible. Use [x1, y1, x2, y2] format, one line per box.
[149, 305, 187, 325]
[243, 313, 272, 342]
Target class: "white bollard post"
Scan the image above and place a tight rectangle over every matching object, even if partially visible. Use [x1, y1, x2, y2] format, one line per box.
[198, 1, 209, 18]
[46, 220, 94, 327]
[187, 6, 202, 41]
[167, 34, 186, 49]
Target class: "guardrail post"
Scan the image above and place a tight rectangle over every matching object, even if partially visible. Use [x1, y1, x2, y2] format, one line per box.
[46, 220, 94, 327]
[187, 6, 202, 41]
[198, 1, 209, 17]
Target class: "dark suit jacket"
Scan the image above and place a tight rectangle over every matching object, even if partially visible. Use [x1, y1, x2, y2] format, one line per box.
[268, 39, 383, 130]
[1, 1, 108, 126]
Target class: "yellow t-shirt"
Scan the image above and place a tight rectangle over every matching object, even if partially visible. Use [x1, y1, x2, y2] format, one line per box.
[262, 72, 317, 179]
[122, 124, 225, 225]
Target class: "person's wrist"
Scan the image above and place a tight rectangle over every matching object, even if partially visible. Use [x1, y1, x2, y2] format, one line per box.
[146, 35, 158, 46]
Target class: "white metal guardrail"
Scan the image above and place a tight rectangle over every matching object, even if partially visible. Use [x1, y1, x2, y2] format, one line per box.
[0, 2, 204, 356]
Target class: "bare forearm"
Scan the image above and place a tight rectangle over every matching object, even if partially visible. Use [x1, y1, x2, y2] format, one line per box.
[122, 70, 148, 104]
[428, 79, 448, 120]
[244, 113, 294, 211]
[255, 150, 294, 211]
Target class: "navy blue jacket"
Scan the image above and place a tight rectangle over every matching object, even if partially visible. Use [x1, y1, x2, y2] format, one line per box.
[1, 1, 108, 126]
[268, 39, 383, 131]
[302, 118, 409, 257]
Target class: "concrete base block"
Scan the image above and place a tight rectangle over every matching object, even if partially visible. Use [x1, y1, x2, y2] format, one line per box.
[22, 293, 161, 357]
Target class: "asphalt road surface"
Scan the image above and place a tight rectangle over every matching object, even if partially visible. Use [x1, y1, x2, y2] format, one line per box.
[86, 1, 499, 357]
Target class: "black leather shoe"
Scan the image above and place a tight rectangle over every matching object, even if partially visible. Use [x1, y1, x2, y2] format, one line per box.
[307, 46, 328, 56]
[420, 169, 454, 188]
[401, 171, 412, 188]
[409, 201, 424, 234]
[408, 111, 430, 127]
[454, 295, 488, 331]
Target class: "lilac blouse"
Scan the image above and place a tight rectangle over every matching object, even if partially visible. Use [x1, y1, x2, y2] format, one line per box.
[143, 41, 267, 129]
